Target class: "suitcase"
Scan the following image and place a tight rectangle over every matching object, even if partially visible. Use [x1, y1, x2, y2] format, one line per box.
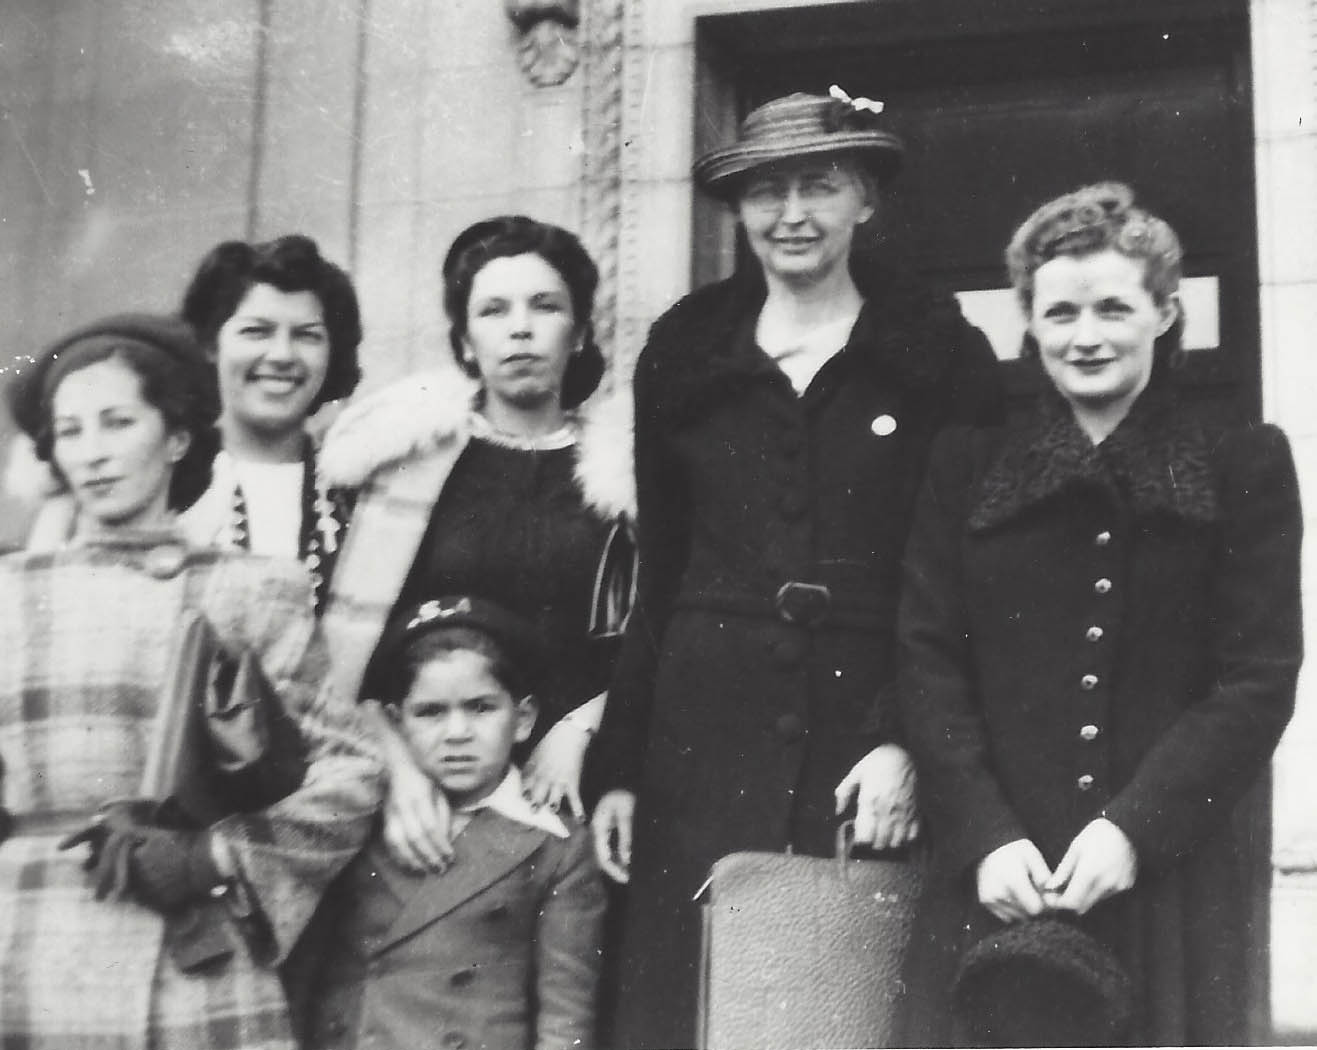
[696, 824, 921, 1050]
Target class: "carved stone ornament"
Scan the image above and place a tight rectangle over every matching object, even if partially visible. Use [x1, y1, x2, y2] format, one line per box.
[505, 0, 581, 87]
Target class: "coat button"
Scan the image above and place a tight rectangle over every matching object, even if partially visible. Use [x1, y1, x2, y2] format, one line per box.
[1080, 674, 1099, 691]
[1077, 774, 1095, 791]
[774, 713, 806, 742]
[1085, 626, 1104, 642]
[870, 414, 898, 437]
[1079, 724, 1100, 741]
[1095, 531, 1112, 547]
[1094, 578, 1112, 595]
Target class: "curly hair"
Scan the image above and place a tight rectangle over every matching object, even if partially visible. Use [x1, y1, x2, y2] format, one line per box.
[180, 234, 362, 411]
[441, 216, 605, 410]
[1006, 182, 1183, 310]
[1006, 182, 1185, 369]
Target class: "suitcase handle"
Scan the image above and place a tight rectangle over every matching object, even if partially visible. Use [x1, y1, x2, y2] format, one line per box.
[836, 819, 860, 880]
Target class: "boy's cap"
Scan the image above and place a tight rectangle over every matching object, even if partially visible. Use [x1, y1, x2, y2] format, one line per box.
[373, 595, 545, 697]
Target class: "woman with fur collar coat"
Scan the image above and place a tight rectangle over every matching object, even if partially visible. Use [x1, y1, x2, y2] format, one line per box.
[587, 93, 1005, 1049]
[894, 185, 1302, 1046]
[318, 217, 634, 870]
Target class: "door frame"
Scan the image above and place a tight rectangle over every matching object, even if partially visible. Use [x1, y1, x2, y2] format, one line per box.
[692, 0, 1270, 1040]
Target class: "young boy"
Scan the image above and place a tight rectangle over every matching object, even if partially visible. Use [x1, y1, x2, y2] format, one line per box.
[296, 596, 606, 1050]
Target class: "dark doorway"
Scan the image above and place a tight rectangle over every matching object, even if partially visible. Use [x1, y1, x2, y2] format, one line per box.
[693, 0, 1270, 1040]
[693, 0, 1258, 424]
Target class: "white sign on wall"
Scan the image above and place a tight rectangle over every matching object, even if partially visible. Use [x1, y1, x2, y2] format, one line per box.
[956, 276, 1221, 361]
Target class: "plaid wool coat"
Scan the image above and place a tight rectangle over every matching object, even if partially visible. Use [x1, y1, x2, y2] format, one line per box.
[0, 532, 384, 1050]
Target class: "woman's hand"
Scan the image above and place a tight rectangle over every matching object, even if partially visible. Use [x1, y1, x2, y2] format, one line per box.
[363, 700, 454, 874]
[1043, 817, 1138, 915]
[834, 743, 920, 849]
[523, 719, 592, 822]
[591, 789, 635, 884]
[382, 747, 454, 874]
[976, 838, 1053, 923]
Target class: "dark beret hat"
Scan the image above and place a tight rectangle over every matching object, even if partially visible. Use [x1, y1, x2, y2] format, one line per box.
[952, 917, 1134, 1047]
[7, 313, 209, 439]
[372, 595, 545, 700]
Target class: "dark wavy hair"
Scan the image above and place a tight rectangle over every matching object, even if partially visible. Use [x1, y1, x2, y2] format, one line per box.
[180, 234, 362, 411]
[441, 216, 605, 410]
[1007, 182, 1185, 376]
[25, 322, 221, 512]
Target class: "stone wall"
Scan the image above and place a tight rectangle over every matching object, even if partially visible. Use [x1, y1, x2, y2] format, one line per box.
[1251, 0, 1317, 1035]
[1, 0, 1314, 1034]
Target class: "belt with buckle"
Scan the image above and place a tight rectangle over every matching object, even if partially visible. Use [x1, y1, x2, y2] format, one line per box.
[675, 581, 887, 630]
[774, 581, 832, 625]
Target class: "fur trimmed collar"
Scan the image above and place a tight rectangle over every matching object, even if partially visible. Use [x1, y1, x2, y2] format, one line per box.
[4, 431, 63, 506]
[640, 255, 975, 426]
[970, 384, 1219, 532]
[317, 368, 635, 521]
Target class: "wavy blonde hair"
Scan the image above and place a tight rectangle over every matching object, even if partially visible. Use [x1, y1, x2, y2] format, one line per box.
[1006, 182, 1183, 312]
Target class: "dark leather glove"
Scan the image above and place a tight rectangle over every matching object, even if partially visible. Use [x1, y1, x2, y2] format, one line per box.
[128, 822, 226, 915]
[60, 800, 224, 913]
[60, 799, 159, 899]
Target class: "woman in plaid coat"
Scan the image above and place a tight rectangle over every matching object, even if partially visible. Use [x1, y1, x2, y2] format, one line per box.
[0, 314, 383, 1050]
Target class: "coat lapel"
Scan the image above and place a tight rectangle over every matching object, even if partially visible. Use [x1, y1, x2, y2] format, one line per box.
[321, 437, 468, 702]
[644, 255, 968, 427]
[970, 384, 1220, 532]
[375, 811, 546, 952]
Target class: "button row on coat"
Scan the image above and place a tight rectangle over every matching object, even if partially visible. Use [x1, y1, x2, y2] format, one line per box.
[1078, 530, 1113, 786]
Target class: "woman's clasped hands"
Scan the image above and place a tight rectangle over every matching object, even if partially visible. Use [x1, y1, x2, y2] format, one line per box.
[976, 817, 1138, 923]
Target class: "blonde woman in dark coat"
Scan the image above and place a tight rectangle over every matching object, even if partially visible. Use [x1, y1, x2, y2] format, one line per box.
[895, 183, 1302, 1046]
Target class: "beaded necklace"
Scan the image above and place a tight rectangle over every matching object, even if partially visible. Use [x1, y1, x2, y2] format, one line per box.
[467, 410, 579, 451]
[224, 437, 344, 609]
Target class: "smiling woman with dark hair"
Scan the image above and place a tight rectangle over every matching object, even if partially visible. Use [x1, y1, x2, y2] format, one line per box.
[175, 234, 363, 609]
[16, 235, 363, 611]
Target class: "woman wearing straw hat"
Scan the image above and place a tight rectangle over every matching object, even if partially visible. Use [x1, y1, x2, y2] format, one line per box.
[589, 88, 1005, 1047]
